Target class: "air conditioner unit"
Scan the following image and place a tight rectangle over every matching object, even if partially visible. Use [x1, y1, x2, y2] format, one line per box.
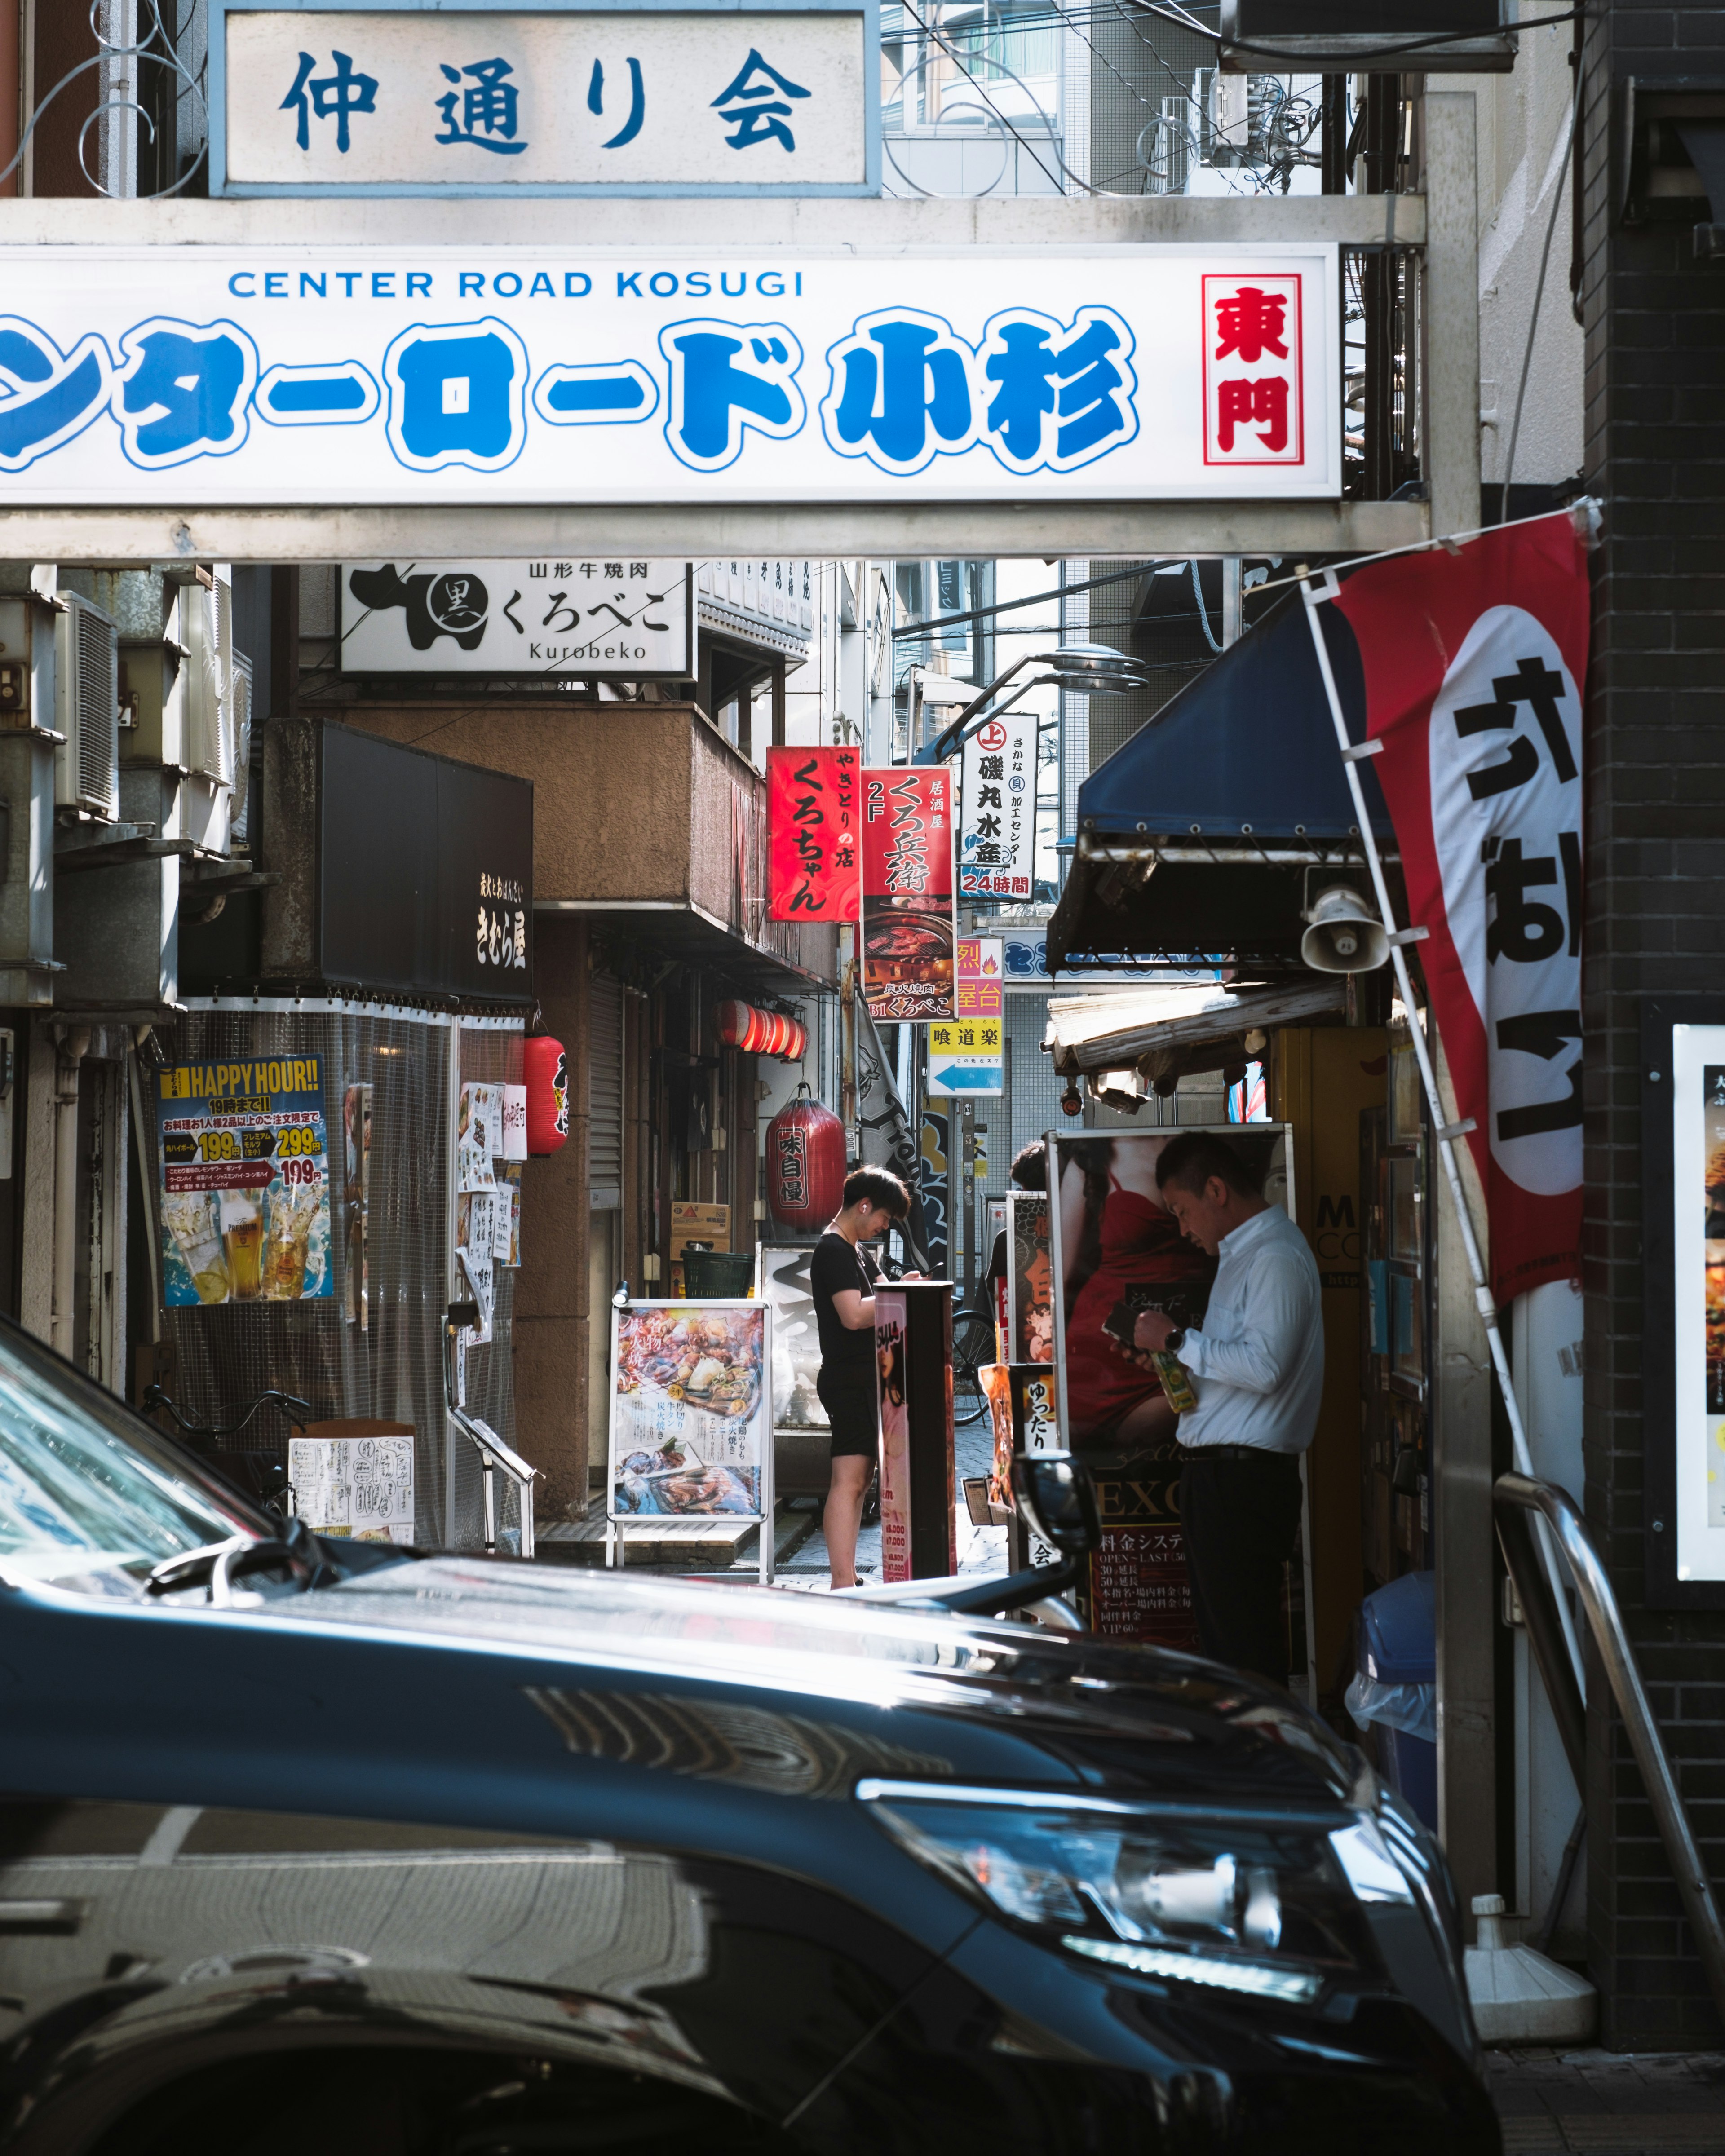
[54, 590, 119, 817]
[184, 570, 235, 788]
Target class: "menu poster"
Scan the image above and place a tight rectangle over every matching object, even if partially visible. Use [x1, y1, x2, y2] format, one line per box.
[158, 1056, 332, 1306]
[610, 1301, 769, 1520]
[288, 1432, 415, 1545]
[457, 1082, 501, 1193]
[1008, 1193, 1053, 1363]
[861, 767, 956, 1021]
[498, 1162, 522, 1267]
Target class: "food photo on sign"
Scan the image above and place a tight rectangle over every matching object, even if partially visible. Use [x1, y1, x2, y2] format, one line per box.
[609, 1302, 769, 1518]
[157, 1057, 333, 1306]
[861, 767, 955, 1021]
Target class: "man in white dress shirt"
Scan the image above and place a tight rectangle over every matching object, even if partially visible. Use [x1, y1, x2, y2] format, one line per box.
[1132, 1129, 1323, 1687]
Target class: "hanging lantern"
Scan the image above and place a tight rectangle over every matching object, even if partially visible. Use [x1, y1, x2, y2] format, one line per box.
[765, 1083, 845, 1232]
[717, 998, 808, 1063]
[524, 1034, 569, 1154]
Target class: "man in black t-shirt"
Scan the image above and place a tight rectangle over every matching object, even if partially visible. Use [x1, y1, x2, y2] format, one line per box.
[810, 1165, 912, 1590]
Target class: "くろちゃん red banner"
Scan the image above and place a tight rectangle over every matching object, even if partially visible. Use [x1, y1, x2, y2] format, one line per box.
[766, 746, 859, 921]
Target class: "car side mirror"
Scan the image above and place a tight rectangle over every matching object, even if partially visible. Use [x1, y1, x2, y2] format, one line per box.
[1014, 1453, 1100, 1559]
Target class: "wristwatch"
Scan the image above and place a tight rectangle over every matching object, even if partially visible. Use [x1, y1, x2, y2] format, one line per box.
[1164, 1327, 1186, 1354]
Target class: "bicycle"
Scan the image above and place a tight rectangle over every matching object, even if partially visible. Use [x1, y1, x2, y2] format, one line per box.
[140, 1386, 314, 1516]
[951, 1305, 999, 1428]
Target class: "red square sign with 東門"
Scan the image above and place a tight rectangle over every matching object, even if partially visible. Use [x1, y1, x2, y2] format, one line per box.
[1201, 273, 1304, 469]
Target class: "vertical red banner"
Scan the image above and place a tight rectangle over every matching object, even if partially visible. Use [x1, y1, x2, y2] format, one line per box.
[766, 746, 859, 921]
[861, 766, 956, 1020]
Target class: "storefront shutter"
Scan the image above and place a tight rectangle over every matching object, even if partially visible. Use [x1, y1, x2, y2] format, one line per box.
[588, 970, 624, 1209]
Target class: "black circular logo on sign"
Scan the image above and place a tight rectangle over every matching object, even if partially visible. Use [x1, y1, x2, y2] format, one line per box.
[427, 573, 489, 636]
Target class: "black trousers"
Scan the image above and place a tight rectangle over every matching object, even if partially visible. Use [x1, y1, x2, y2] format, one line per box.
[1178, 1449, 1304, 1688]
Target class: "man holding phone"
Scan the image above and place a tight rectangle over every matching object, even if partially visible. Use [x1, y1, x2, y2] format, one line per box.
[809, 1166, 913, 1590]
[1131, 1131, 1322, 1688]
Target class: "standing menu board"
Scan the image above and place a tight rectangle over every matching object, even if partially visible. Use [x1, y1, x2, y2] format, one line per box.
[157, 1055, 332, 1306]
[608, 1302, 773, 1555]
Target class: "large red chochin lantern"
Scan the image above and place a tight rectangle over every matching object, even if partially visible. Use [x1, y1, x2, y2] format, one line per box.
[524, 1033, 569, 1154]
[765, 1083, 845, 1233]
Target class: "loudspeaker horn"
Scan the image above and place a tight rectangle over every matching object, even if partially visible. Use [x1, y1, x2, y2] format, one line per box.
[1300, 883, 1389, 973]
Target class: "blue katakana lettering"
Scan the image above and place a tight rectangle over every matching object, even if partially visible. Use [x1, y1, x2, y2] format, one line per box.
[711, 48, 811, 153]
[660, 319, 804, 472]
[822, 310, 976, 475]
[532, 359, 659, 428]
[980, 307, 1137, 473]
[255, 360, 381, 428]
[114, 319, 257, 470]
[435, 56, 527, 155]
[0, 318, 112, 473]
[382, 318, 528, 473]
[280, 49, 378, 155]
[587, 57, 646, 150]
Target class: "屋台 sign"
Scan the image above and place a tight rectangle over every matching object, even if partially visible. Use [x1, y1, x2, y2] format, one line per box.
[0, 247, 1341, 506]
[340, 558, 692, 675]
[213, 2, 877, 196]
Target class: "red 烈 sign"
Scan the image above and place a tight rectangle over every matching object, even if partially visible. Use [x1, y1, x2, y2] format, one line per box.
[766, 746, 859, 921]
[862, 766, 956, 1021]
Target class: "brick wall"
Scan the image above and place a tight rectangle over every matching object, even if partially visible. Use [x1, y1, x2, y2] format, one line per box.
[1581, 3, 1725, 2048]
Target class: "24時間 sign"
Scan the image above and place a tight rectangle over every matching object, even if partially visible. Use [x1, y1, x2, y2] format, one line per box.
[0, 249, 1340, 505]
[766, 744, 858, 920]
[862, 767, 955, 1021]
[157, 1056, 333, 1307]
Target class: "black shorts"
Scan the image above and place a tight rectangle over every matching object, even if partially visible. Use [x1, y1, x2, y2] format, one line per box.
[817, 1370, 878, 1459]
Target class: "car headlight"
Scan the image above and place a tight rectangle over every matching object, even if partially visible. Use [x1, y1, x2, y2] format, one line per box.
[858, 1780, 1416, 2009]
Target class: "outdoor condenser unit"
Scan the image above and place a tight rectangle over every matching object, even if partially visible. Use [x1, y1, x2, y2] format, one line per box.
[54, 590, 120, 820]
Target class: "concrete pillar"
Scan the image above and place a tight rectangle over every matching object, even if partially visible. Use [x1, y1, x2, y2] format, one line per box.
[1421, 91, 1484, 540]
[513, 916, 592, 1520]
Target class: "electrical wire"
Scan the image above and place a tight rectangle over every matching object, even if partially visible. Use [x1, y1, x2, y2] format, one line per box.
[896, 0, 1095, 194]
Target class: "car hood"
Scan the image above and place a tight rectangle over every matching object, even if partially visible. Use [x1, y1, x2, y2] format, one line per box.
[267, 1556, 1365, 1813]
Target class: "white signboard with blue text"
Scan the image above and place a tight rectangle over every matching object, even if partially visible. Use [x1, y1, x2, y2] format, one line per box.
[212, 2, 877, 197]
[0, 248, 1340, 505]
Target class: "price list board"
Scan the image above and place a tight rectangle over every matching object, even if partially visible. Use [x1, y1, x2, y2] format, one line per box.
[1080, 1451, 1201, 1650]
[156, 1056, 333, 1307]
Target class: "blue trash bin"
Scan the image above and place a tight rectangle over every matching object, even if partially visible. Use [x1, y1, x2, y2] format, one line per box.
[1348, 1571, 1438, 1831]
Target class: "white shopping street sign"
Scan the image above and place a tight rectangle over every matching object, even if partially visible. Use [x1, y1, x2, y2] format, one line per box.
[339, 557, 693, 673]
[212, 3, 877, 197]
[0, 246, 1340, 506]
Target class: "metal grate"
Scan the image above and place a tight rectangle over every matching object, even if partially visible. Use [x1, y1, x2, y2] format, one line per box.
[72, 600, 118, 813]
[589, 970, 624, 1210]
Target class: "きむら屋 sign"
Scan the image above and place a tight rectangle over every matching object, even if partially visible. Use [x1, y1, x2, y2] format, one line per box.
[216, 6, 875, 194]
[0, 247, 1339, 505]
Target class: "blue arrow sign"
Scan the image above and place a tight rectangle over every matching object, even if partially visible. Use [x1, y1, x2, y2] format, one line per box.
[930, 1064, 1003, 1091]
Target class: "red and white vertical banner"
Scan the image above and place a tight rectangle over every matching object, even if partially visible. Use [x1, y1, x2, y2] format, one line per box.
[1202, 274, 1305, 468]
[861, 766, 956, 1020]
[766, 745, 860, 921]
[1331, 512, 1590, 1303]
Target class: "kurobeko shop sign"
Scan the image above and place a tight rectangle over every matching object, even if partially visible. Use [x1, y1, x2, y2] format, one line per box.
[0, 248, 1339, 505]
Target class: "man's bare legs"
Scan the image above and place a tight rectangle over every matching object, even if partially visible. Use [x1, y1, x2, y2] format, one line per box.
[824, 1454, 873, 1590]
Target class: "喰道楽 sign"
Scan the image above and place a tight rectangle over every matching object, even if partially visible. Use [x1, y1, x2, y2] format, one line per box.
[214, 2, 876, 195]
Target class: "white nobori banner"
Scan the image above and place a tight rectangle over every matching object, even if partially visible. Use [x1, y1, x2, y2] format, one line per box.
[0, 246, 1340, 505]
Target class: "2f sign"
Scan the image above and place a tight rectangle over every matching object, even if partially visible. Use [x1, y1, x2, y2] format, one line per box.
[1202, 274, 1303, 468]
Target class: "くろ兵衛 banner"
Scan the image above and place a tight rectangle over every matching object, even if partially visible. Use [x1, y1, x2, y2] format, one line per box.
[861, 766, 955, 1021]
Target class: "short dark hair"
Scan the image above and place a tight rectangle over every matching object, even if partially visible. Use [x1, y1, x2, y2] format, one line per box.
[1010, 1140, 1047, 1192]
[844, 1166, 910, 1218]
[1154, 1130, 1262, 1201]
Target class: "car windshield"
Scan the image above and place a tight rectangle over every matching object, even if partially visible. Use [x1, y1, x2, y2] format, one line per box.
[0, 1321, 266, 1593]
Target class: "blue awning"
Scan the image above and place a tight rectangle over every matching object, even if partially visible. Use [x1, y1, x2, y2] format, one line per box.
[1048, 588, 1401, 972]
[1073, 589, 1392, 846]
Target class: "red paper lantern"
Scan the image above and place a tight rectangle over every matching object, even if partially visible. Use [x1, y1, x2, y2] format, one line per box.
[717, 998, 807, 1063]
[524, 1034, 569, 1154]
[765, 1083, 845, 1232]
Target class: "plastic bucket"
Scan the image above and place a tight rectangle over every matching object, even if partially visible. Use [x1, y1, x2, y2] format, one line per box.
[683, 1250, 755, 1299]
